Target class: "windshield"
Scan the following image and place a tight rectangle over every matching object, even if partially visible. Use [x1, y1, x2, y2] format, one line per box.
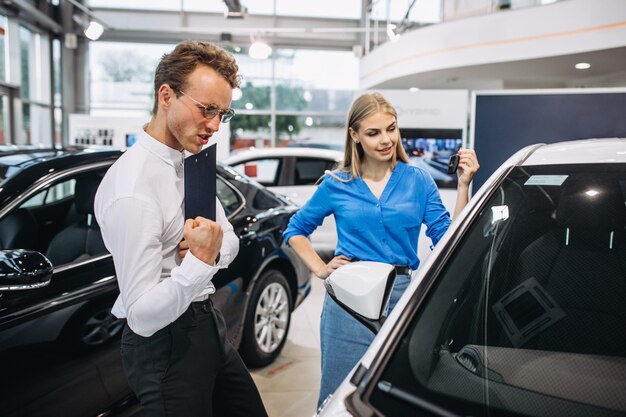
[368, 163, 626, 417]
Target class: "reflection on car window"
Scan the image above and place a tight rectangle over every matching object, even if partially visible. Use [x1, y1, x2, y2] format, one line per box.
[21, 179, 76, 208]
[294, 158, 336, 185]
[232, 158, 281, 186]
[217, 176, 243, 217]
[0, 171, 109, 266]
[370, 164, 626, 417]
[253, 188, 282, 210]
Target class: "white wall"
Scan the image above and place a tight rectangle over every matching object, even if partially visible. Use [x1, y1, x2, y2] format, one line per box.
[68, 114, 231, 161]
[361, 0, 626, 89]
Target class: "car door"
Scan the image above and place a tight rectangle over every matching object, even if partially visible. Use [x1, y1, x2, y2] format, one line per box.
[335, 164, 626, 417]
[0, 162, 131, 417]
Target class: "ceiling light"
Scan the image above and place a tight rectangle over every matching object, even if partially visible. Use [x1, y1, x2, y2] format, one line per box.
[386, 23, 400, 43]
[249, 39, 272, 59]
[575, 62, 591, 70]
[67, 0, 108, 41]
[223, 0, 247, 19]
[84, 20, 104, 41]
[585, 189, 599, 197]
[409, 87, 420, 92]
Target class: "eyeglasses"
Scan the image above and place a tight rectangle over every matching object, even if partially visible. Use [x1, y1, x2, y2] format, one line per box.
[176, 89, 235, 123]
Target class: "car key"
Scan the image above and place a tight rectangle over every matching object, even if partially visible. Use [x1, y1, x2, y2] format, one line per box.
[447, 153, 460, 175]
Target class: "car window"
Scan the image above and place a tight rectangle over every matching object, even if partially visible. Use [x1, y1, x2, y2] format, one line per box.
[367, 164, 626, 417]
[217, 175, 243, 217]
[294, 157, 337, 185]
[20, 179, 76, 208]
[231, 158, 281, 186]
[0, 171, 109, 265]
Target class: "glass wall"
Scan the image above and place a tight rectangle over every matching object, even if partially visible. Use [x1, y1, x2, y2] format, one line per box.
[0, 94, 7, 145]
[19, 25, 53, 146]
[89, 41, 168, 118]
[89, 42, 359, 152]
[52, 39, 62, 145]
[87, 0, 362, 18]
[0, 15, 7, 144]
[0, 15, 6, 84]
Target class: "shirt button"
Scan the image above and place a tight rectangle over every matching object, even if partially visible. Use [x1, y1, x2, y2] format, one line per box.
[376, 203, 380, 207]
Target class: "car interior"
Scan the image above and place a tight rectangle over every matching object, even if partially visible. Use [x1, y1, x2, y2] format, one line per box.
[45, 173, 107, 265]
[362, 164, 626, 417]
[0, 171, 108, 266]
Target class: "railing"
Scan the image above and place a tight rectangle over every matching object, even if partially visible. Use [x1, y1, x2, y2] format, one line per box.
[367, 0, 565, 53]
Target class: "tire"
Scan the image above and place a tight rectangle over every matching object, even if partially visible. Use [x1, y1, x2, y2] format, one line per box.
[61, 300, 125, 351]
[239, 269, 293, 368]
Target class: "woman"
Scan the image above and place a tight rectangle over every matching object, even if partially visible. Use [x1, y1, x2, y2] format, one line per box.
[282, 92, 479, 407]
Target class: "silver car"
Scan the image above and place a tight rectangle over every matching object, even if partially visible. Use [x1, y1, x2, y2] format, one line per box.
[319, 138, 626, 417]
[225, 147, 344, 260]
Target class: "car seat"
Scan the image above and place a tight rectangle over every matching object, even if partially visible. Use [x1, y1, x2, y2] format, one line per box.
[45, 174, 107, 265]
[0, 208, 38, 250]
[506, 178, 626, 356]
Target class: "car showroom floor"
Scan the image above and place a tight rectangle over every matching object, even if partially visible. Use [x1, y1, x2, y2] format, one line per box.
[250, 273, 324, 417]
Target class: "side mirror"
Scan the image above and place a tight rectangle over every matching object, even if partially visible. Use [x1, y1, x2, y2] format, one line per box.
[324, 261, 396, 333]
[0, 249, 53, 291]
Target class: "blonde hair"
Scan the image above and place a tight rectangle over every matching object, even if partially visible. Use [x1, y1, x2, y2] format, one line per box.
[325, 92, 409, 183]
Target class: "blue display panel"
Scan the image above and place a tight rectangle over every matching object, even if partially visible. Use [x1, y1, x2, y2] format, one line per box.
[400, 128, 463, 188]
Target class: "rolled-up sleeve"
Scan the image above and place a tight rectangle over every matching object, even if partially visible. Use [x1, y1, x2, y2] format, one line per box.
[283, 177, 333, 243]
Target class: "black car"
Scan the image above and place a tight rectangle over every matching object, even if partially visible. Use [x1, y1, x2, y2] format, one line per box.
[0, 145, 311, 417]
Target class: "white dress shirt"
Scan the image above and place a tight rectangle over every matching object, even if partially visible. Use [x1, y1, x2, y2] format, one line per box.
[94, 131, 239, 337]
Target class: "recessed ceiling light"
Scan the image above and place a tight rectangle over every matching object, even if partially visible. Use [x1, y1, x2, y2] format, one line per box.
[575, 62, 591, 70]
[409, 87, 419, 92]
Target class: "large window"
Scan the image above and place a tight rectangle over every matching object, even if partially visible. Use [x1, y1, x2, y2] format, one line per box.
[0, 15, 6, 83]
[19, 25, 53, 146]
[89, 42, 168, 118]
[231, 48, 357, 150]
[87, 0, 362, 18]
[89, 42, 358, 152]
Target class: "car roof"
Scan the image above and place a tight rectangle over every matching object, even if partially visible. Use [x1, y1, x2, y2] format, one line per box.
[224, 147, 344, 164]
[521, 138, 626, 166]
[0, 145, 122, 167]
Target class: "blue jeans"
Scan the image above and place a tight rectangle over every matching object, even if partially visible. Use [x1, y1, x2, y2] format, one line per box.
[318, 274, 410, 408]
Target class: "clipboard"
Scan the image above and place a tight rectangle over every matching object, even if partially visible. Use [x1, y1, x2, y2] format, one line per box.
[184, 144, 216, 221]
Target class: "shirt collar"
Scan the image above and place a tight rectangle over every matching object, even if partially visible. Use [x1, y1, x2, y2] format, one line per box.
[137, 129, 184, 171]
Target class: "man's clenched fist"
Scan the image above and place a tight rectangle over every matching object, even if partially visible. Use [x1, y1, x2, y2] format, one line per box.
[182, 216, 223, 265]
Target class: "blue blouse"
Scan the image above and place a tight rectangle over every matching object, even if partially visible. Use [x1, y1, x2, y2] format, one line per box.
[283, 161, 451, 270]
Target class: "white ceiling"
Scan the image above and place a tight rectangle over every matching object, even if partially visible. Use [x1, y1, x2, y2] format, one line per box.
[372, 47, 626, 90]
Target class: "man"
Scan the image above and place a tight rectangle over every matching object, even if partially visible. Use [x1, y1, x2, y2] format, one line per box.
[95, 40, 268, 417]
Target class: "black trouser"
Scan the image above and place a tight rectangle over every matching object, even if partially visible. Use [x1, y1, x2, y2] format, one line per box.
[120, 298, 268, 417]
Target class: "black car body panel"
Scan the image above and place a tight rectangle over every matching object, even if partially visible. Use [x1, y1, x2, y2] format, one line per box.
[0, 146, 310, 417]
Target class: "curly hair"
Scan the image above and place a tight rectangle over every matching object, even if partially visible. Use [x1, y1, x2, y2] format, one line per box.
[152, 40, 241, 114]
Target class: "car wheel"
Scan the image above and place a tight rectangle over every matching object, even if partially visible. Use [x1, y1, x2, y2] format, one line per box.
[62, 301, 125, 350]
[240, 269, 293, 368]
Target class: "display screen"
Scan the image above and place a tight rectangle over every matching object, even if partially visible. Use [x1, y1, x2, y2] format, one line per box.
[400, 128, 463, 188]
[125, 133, 139, 147]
